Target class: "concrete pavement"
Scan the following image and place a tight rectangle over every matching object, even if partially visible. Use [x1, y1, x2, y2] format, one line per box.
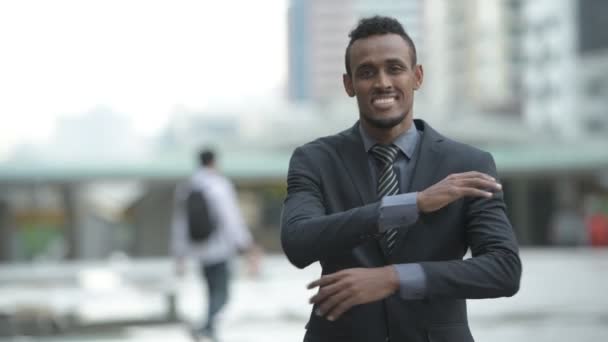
[1, 248, 607, 342]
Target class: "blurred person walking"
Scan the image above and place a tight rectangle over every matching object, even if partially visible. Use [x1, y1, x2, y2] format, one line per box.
[281, 16, 521, 342]
[171, 148, 258, 342]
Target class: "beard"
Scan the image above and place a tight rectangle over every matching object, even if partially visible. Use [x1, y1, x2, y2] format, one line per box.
[361, 110, 407, 129]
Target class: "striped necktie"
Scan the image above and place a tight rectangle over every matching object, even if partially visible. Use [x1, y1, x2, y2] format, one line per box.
[370, 144, 401, 254]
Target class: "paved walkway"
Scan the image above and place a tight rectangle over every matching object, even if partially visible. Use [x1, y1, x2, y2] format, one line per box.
[1, 248, 607, 342]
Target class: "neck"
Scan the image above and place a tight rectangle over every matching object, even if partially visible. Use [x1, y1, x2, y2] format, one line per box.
[360, 116, 414, 145]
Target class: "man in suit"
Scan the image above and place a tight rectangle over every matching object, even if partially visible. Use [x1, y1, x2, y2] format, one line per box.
[281, 16, 521, 342]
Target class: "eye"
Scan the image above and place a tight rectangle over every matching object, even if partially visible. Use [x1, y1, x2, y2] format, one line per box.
[357, 67, 375, 79]
[388, 64, 404, 74]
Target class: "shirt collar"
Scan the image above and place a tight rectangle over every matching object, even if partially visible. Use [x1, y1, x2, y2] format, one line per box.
[358, 121, 419, 160]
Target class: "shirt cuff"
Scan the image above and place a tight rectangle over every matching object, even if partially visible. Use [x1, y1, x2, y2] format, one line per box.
[379, 192, 419, 233]
[393, 263, 427, 300]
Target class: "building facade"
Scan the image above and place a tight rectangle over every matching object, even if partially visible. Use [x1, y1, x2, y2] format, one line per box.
[522, 0, 608, 138]
[423, 0, 524, 118]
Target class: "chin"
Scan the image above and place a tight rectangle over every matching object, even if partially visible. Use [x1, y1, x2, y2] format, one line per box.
[363, 111, 406, 129]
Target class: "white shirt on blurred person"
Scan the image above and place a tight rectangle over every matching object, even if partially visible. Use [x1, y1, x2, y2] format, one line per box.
[171, 166, 253, 267]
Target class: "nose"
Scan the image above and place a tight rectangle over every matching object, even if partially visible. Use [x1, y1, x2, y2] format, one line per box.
[374, 71, 392, 90]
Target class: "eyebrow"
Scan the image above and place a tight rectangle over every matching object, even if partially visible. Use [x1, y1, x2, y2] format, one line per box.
[385, 58, 408, 68]
[354, 63, 375, 74]
[354, 58, 408, 73]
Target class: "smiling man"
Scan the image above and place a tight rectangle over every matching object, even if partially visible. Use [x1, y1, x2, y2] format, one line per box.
[281, 16, 522, 342]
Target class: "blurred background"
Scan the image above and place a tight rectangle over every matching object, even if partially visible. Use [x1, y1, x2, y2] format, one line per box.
[1, 0, 607, 341]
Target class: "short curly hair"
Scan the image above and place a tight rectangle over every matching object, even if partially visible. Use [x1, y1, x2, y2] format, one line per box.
[344, 16, 417, 76]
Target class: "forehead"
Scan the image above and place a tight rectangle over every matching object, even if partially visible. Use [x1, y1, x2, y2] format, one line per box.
[349, 33, 412, 67]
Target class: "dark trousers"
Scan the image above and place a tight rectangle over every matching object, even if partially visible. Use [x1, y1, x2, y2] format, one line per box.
[201, 261, 230, 334]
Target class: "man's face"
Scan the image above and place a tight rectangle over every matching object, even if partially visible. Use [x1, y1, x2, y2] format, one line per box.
[343, 34, 423, 130]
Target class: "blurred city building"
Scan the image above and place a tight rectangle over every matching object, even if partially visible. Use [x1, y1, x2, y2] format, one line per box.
[522, 0, 608, 138]
[423, 0, 524, 118]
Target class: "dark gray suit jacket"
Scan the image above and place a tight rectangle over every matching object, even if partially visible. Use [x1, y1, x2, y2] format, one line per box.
[281, 119, 521, 342]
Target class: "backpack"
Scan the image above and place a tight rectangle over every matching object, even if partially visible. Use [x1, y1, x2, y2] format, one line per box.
[186, 189, 217, 242]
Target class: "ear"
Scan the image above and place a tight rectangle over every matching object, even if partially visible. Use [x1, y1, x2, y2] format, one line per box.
[413, 64, 424, 90]
[343, 73, 356, 97]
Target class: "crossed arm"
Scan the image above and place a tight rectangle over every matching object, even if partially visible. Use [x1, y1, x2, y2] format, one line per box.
[280, 147, 382, 268]
[281, 147, 522, 320]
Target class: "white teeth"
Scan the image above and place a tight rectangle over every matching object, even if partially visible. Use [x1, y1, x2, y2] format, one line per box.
[373, 97, 395, 105]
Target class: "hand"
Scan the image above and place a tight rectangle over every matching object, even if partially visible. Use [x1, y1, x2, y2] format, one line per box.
[245, 244, 263, 278]
[417, 171, 501, 213]
[307, 266, 399, 321]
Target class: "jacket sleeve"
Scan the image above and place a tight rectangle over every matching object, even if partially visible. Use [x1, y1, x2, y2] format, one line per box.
[281, 146, 381, 269]
[220, 180, 253, 252]
[419, 152, 522, 299]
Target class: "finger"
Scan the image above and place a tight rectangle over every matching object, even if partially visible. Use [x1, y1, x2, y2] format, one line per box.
[309, 281, 342, 304]
[307, 273, 340, 289]
[459, 178, 502, 191]
[316, 285, 352, 316]
[451, 171, 495, 181]
[458, 187, 494, 198]
[327, 296, 359, 321]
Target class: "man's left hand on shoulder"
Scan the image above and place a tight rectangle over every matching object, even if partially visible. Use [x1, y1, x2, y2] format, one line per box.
[308, 266, 399, 321]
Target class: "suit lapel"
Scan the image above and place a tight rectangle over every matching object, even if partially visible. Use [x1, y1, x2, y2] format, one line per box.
[336, 122, 375, 205]
[336, 122, 387, 266]
[407, 119, 445, 193]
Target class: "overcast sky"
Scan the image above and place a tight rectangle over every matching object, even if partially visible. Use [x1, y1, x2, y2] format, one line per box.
[0, 0, 287, 157]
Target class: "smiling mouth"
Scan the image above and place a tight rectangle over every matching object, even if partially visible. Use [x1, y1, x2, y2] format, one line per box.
[371, 95, 397, 109]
